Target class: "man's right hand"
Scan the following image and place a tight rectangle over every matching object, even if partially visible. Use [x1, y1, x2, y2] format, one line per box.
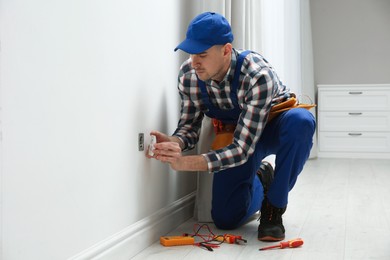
[146, 130, 208, 172]
[150, 130, 185, 150]
[146, 131, 184, 159]
[149, 130, 171, 143]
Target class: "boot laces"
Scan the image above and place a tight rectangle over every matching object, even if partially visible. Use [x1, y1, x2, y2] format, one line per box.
[259, 201, 285, 225]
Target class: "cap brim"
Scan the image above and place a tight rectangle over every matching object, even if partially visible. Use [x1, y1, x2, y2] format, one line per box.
[174, 39, 212, 54]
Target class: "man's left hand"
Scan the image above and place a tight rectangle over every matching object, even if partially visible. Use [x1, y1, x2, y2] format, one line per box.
[153, 142, 184, 170]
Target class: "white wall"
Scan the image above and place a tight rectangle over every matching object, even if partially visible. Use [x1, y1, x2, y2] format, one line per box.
[310, 0, 390, 85]
[0, 0, 197, 259]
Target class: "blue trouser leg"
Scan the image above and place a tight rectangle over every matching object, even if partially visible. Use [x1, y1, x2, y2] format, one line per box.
[265, 108, 316, 208]
[211, 108, 315, 229]
[211, 146, 264, 230]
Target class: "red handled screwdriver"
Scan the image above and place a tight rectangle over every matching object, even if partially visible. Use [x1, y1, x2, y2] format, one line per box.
[259, 238, 304, 251]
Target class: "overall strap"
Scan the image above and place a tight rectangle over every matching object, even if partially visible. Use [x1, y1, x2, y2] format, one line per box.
[198, 78, 211, 108]
[197, 50, 252, 122]
[230, 50, 251, 105]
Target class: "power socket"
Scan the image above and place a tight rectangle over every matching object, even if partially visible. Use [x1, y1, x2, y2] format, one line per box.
[138, 133, 144, 151]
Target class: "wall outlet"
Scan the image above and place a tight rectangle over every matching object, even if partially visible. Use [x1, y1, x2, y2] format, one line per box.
[138, 133, 144, 151]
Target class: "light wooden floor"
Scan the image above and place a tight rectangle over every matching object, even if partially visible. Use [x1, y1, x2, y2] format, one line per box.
[132, 158, 390, 260]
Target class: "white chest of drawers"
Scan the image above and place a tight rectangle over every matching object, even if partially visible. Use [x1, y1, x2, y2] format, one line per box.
[317, 84, 390, 158]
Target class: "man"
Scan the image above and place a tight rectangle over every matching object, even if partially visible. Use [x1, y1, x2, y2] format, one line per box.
[147, 12, 315, 241]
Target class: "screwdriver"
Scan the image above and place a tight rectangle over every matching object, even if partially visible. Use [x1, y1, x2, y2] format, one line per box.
[259, 238, 304, 251]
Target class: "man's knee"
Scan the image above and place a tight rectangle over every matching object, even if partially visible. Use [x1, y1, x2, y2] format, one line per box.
[282, 108, 316, 140]
[212, 213, 240, 230]
[211, 207, 246, 230]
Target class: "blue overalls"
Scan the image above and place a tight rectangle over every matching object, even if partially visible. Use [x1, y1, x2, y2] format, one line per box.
[198, 51, 316, 230]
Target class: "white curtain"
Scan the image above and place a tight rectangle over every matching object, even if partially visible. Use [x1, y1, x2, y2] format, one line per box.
[189, 0, 317, 222]
[300, 0, 318, 158]
[256, 0, 318, 159]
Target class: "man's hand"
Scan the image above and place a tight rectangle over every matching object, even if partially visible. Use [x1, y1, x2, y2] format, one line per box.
[148, 130, 185, 149]
[146, 131, 208, 172]
[153, 142, 183, 170]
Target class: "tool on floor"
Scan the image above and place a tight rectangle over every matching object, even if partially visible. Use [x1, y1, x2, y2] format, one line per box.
[214, 234, 247, 244]
[160, 236, 195, 246]
[259, 238, 304, 251]
[159, 224, 247, 251]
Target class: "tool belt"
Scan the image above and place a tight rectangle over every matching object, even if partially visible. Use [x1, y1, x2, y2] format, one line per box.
[210, 94, 316, 150]
[268, 93, 316, 121]
[211, 119, 237, 150]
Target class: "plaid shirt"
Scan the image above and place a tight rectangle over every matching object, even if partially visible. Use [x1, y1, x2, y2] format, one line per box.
[173, 49, 290, 173]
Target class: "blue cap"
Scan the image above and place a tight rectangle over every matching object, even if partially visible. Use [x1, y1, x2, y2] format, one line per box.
[174, 12, 234, 54]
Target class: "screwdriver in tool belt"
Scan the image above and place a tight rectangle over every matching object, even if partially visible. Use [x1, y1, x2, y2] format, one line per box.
[259, 238, 304, 251]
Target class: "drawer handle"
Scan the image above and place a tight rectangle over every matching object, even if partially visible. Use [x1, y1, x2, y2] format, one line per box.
[348, 112, 363, 116]
[348, 133, 362, 136]
[349, 91, 363, 95]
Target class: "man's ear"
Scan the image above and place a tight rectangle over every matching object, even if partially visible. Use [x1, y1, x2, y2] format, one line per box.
[223, 43, 233, 56]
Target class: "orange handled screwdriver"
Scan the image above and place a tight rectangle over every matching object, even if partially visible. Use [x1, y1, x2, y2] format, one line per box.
[259, 238, 304, 251]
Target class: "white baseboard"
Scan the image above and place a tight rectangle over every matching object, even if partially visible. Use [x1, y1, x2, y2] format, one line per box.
[68, 192, 196, 260]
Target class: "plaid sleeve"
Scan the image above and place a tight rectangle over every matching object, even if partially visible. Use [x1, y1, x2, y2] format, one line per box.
[203, 66, 276, 173]
[172, 61, 204, 151]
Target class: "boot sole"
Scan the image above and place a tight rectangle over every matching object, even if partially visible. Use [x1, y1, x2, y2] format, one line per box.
[258, 235, 285, 242]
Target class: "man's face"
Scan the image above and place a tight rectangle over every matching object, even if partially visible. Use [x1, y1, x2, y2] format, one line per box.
[190, 44, 230, 82]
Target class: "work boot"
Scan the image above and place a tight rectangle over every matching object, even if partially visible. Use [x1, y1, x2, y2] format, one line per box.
[258, 199, 286, 241]
[256, 161, 274, 196]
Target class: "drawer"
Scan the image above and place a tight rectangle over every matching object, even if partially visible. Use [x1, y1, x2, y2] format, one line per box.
[318, 89, 390, 111]
[318, 132, 390, 153]
[319, 111, 390, 131]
